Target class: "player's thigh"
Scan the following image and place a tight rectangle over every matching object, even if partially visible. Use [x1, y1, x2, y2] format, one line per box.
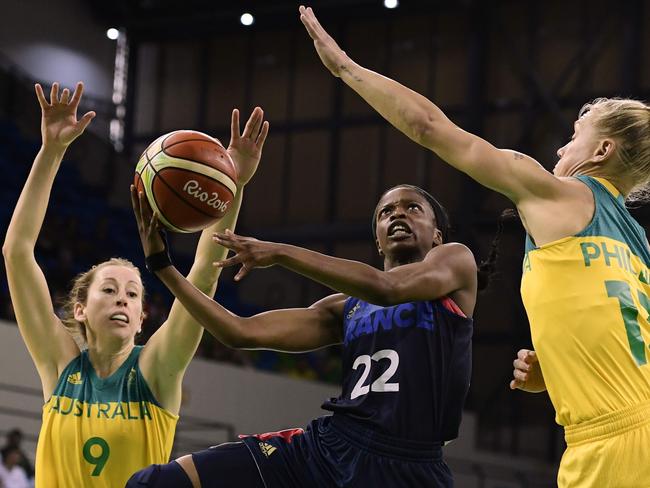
[192, 441, 265, 488]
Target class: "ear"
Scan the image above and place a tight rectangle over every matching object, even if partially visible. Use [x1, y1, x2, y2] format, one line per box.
[73, 302, 86, 323]
[375, 238, 384, 257]
[432, 229, 443, 247]
[593, 139, 616, 163]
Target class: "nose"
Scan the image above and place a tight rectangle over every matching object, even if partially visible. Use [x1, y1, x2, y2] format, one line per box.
[390, 207, 406, 220]
[116, 290, 128, 306]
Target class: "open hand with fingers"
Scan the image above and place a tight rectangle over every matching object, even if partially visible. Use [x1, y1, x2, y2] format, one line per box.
[227, 107, 269, 187]
[299, 5, 350, 77]
[509, 349, 546, 393]
[35, 82, 96, 149]
[130, 185, 167, 261]
[213, 230, 280, 281]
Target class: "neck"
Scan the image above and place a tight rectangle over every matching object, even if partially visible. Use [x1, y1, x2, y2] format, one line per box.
[86, 342, 134, 378]
[577, 169, 635, 197]
[384, 251, 426, 270]
[570, 157, 637, 197]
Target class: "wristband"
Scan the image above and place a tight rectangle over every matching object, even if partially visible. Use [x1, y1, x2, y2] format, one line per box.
[145, 230, 172, 273]
[145, 251, 172, 273]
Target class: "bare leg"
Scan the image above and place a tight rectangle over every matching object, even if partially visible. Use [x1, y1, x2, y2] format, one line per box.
[176, 455, 201, 488]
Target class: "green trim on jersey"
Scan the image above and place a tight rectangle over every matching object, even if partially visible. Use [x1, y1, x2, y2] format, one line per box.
[525, 176, 650, 268]
[51, 346, 160, 406]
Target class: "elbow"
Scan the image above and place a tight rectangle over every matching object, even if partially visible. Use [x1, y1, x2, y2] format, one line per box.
[408, 111, 438, 148]
[2, 239, 31, 262]
[218, 318, 255, 349]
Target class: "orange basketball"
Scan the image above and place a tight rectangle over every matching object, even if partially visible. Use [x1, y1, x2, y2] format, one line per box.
[134, 130, 238, 233]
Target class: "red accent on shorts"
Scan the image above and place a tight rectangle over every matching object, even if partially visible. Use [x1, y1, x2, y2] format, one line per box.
[238, 427, 305, 444]
[440, 296, 466, 318]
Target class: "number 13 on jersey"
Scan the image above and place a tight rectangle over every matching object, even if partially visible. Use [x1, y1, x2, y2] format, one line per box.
[606, 280, 650, 366]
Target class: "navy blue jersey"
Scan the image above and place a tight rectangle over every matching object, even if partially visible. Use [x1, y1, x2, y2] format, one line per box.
[322, 296, 473, 443]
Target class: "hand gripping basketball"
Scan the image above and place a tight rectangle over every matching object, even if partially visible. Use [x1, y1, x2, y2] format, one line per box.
[134, 130, 238, 233]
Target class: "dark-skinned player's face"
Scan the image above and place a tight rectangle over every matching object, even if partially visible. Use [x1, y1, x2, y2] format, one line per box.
[374, 187, 442, 259]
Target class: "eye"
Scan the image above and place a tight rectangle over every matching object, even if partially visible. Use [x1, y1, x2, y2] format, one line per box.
[408, 203, 422, 211]
[127, 291, 138, 298]
[379, 207, 391, 216]
[102, 287, 115, 294]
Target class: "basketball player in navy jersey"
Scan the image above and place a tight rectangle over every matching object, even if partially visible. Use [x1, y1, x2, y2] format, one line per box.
[127, 184, 484, 487]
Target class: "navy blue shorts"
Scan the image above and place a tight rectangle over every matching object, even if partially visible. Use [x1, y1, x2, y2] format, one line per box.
[193, 415, 452, 488]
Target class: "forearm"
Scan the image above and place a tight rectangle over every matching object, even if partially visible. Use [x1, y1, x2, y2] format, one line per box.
[3, 145, 66, 253]
[338, 60, 447, 148]
[157, 265, 245, 347]
[187, 187, 244, 294]
[276, 244, 392, 304]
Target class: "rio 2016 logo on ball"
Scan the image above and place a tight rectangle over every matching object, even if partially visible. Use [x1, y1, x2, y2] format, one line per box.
[134, 130, 238, 233]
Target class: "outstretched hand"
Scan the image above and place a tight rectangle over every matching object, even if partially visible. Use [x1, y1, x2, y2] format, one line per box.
[509, 349, 546, 393]
[35, 82, 95, 148]
[227, 107, 269, 187]
[130, 185, 167, 259]
[299, 5, 349, 77]
[213, 230, 279, 281]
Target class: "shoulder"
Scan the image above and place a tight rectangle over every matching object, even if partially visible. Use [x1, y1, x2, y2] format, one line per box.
[310, 293, 348, 318]
[425, 242, 476, 270]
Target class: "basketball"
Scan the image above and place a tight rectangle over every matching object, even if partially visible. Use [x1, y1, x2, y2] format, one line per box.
[134, 130, 238, 233]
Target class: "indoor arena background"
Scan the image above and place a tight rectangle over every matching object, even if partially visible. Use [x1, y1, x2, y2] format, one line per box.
[1, 1, 649, 486]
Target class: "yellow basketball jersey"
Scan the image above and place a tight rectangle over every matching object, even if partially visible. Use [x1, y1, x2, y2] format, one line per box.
[35, 346, 178, 487]
[521, 176, 650, 427]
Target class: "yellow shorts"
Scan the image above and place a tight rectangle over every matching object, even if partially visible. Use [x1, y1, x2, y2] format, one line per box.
[559, 400, 650, 487]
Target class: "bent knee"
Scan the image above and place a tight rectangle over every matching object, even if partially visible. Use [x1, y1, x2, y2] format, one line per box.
[126, 461, 195, 488]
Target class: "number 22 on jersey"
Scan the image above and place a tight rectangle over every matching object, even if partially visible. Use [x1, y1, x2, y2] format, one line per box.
[351, 349, 400, 400]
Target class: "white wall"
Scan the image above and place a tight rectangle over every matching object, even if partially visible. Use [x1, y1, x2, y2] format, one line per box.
[0, 320, 338, 454]
[0, 0, 115, 100]
[0, 320, 557, 485]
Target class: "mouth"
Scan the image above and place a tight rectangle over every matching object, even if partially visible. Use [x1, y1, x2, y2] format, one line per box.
[387, 221, 413, 240]
[109, 313, 129, 324]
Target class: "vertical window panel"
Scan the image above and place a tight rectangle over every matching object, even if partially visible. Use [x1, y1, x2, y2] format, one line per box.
[294, 40, 333, 120]
[159, 41, 201, 132]
[134, 43, 160, 135]
[338, 126, 380, 221]
[388, 16, 431, 96]
[434, 12, 468, 106]
[250, 31, 291, 122]
[288, 130, 329, 224]
[206, 35, 248, 130]
[241, 133, 286, 227]
[382, 128, 425, 190]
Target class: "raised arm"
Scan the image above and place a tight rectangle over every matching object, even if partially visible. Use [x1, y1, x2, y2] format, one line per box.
[137, 108, 269, 413]
[213, 233, 477, 314]
[2, 83, 95, 398]
[298, 6, 562, 205]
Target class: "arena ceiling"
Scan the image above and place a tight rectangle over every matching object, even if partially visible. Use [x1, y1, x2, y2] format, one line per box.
[85, 0, 458, 39]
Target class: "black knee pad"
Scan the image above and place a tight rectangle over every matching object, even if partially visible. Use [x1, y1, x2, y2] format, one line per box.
[125, 461, 193, 487]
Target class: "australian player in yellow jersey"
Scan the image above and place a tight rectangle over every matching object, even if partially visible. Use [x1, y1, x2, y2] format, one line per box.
[2, 81, 268, 487]
[299, 5, 650, 487]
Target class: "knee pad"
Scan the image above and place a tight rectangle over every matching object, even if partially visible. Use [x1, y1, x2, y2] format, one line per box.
[125, 461, 193, 487]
